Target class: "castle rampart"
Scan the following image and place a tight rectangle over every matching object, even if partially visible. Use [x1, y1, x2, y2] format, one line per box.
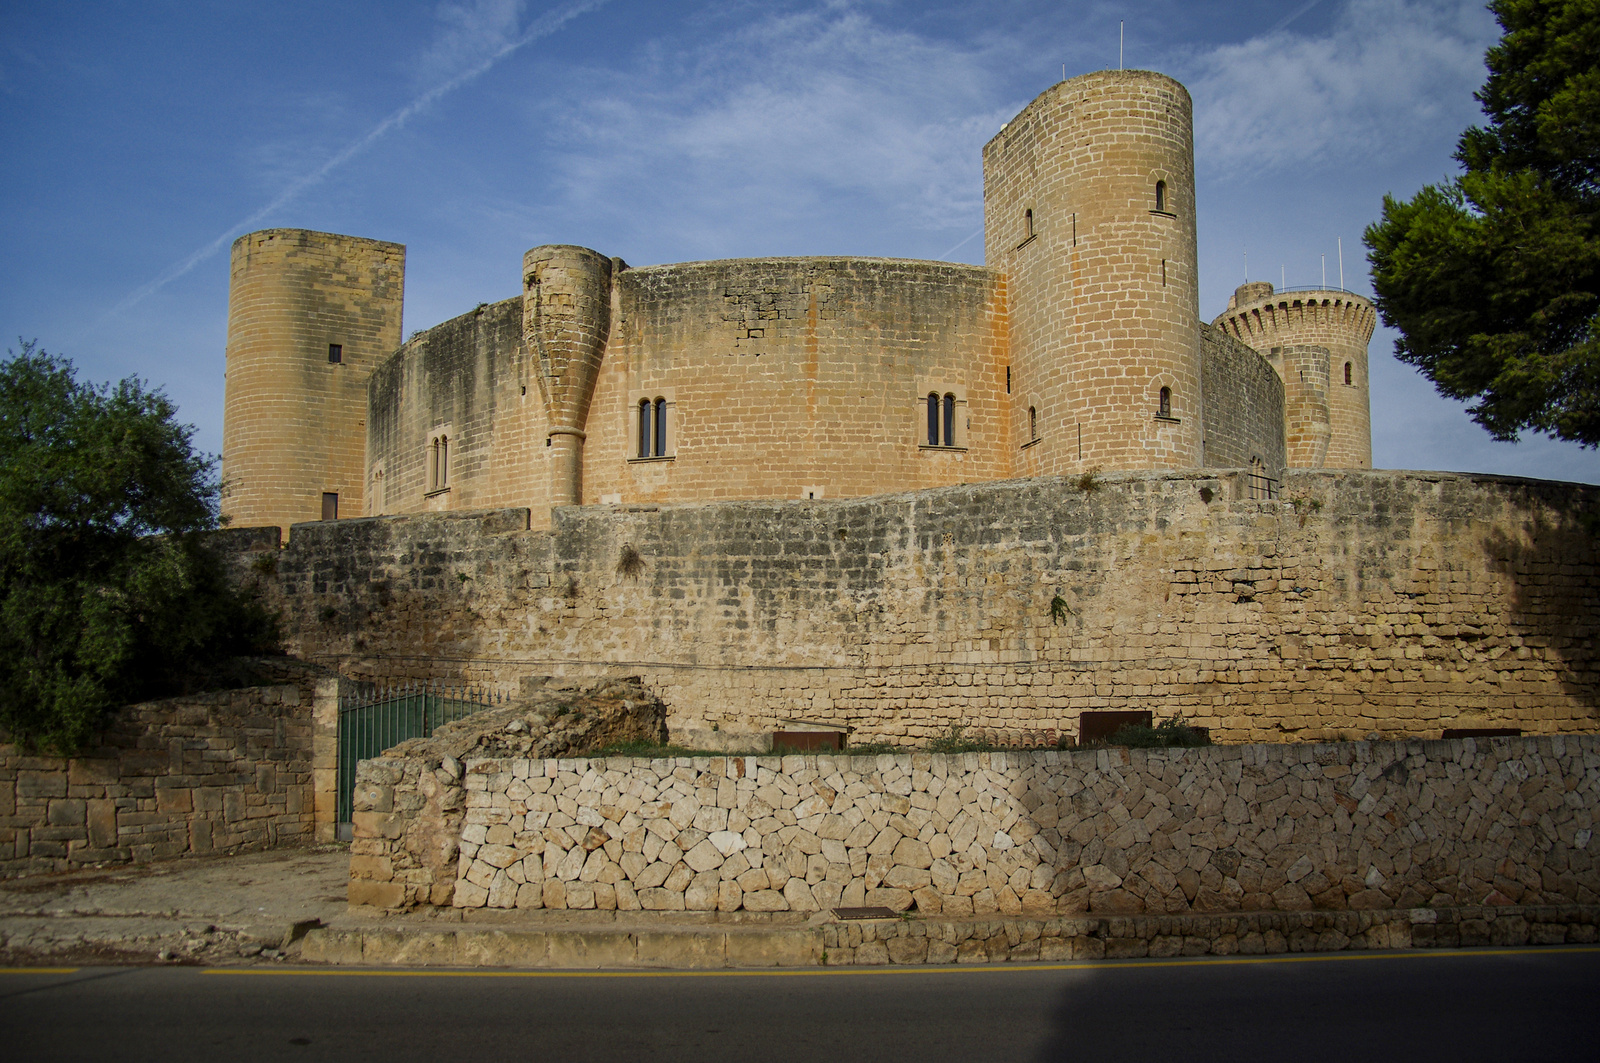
[220, 469, 1598, 747]
[222, 229, 404, 530]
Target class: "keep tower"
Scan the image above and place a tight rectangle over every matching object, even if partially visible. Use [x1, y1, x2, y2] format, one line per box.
[984, 69, 1202, 473]
[1212, 282, 1376, 468]
[222, 229, 405, 530]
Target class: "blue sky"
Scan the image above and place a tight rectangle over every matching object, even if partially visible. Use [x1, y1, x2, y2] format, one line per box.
[2, 0, 1594, 484]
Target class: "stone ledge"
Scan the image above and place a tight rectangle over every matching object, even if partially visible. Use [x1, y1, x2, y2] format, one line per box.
[300, 903, 1600, 970]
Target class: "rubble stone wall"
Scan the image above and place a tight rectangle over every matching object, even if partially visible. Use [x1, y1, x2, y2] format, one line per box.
[0, 677, 325, 875]
[350, 735, 1600, 917]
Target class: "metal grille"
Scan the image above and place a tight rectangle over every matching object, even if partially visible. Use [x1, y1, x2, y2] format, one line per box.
[336, 680, 502, 826]
[1246, 471, 1279, 500]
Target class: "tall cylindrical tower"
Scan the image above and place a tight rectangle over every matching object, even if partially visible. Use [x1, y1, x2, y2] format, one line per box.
[222, 229, 405, 530]
[523, 245, 613, 508]
[1212, 283, 1376, 468]
[984, 69, 1202, 473]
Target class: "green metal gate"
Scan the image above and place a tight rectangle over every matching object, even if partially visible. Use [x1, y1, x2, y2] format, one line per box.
[337, 680, 501, 830]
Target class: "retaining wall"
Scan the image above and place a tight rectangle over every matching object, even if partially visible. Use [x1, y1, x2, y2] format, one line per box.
[227, 468, 1600, 745]
[0, 672, 337, 875]
[349, 735, 1600, 920]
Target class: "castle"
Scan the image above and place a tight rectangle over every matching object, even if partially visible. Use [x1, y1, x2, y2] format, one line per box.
[220, 70, 1376, 531]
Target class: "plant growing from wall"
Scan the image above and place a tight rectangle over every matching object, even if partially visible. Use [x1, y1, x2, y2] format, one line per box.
[0, 342, 276, 753]
[1104, 717, 1211, 748]
[616, 544, 644, 578]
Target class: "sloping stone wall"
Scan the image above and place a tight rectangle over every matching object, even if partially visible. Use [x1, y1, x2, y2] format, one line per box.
[228, 469, 1599, 745]
[0, 673, 326, 875]
[349, 735, 1599, 918]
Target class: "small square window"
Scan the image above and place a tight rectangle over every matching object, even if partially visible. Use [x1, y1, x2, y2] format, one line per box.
[328, 343, 343, 364]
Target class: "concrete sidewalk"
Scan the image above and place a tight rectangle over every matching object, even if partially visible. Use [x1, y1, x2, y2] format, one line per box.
[4, 847, 1597, 969]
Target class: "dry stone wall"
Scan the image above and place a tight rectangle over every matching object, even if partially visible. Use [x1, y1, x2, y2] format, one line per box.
[238, 469, 1600, 745]
[349, 735, 1599, 918]
[0, 676, 323, 875]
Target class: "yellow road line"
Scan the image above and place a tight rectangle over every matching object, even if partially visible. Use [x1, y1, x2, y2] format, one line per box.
[0, 968, 79, 975]
[205, 945, 1600, 979]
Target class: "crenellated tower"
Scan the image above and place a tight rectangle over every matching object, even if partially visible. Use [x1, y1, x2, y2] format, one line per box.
[984, 69, 1202, 473]
[222, 229, 404, 531]
[1212, 282, 1376, 468]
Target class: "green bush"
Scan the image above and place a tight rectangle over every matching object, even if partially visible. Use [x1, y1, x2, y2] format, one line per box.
[1104, 717, 1211, 749]
[0, 343, 277, 753]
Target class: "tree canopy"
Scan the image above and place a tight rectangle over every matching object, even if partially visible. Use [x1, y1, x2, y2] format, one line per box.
[0, 342, 276, 753]
[1364, 0, 1599, 447]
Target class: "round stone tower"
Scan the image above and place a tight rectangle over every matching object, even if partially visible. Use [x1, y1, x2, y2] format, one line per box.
[222, 229, 405, 530]
[522, 245, 614, 508]
[1212, 283, 1376, 468]
[983, 69, 1202, 473]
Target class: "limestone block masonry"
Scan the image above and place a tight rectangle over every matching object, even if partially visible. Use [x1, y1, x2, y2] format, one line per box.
[347, 736, 1600, 921]
[223, 229, 404, 531]
[223, 469, 1599, 746]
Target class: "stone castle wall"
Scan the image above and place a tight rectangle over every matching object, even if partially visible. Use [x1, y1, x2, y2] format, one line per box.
[1199, 323, 1285, 476]
[0, 676, 326, 875]
[365, 258, 1010, 523]
[227, 469, 1599, 746]
[223, 229, 405, 530]
[347, 736, 1600, 919]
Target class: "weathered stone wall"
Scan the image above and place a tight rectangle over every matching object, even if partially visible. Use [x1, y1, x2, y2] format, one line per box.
[222, 228, 406, 530]
[347, 736, 1600, 918]
[0, 676, 325, 875]
[365, 296, 526, 517]
[1200, 322, 1285, 476]
[365, 257, 1011, 522]
[235, 469, 1599, 745]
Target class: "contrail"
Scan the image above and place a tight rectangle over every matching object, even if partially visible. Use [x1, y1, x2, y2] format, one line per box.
[112, 0, 611, 314]
[1269, 0, 1324, 34]
[938, 224, 984, 261]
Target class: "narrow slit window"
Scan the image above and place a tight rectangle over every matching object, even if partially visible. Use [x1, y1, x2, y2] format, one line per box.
[1024, 209, 1034, 237]
[1006, 366, 1012, 394]
[1158, 386, 1172, 418]
[927, 392, 940, 446]
[653, 397, 667, 457]
[1344, 362, 1353, 385]
[1155, 181, 1167, 211]
[942, 393, 955, 447]
[1029, 406, 1037, 442]
[638, 398, 652, 457]
[327, 343, 342, 364]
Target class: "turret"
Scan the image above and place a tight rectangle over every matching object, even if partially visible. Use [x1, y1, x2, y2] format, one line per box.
[984, 69, 1202, 473]
[222, 229, 405, 530]
[522, 245, 614, 507]
[1212, 282, 1376, 468]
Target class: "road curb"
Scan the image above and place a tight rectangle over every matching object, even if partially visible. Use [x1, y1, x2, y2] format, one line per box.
[302, 902, 1600, 969]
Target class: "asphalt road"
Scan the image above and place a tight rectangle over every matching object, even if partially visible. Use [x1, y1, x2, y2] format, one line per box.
[4, 947, 1597, 1062]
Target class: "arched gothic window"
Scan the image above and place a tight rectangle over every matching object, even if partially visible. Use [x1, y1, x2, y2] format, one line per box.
[427, 433, 450, 493]
[927, 391, 940, 446]
[638, 398, 652, 457]
[1155, 180, 1167, 211]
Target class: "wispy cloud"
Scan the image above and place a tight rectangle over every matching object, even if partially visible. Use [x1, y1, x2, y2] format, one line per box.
[110, 0, 611, 314]
[532, 4, 1014, 259]
[1185, 0, 1495, 177]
